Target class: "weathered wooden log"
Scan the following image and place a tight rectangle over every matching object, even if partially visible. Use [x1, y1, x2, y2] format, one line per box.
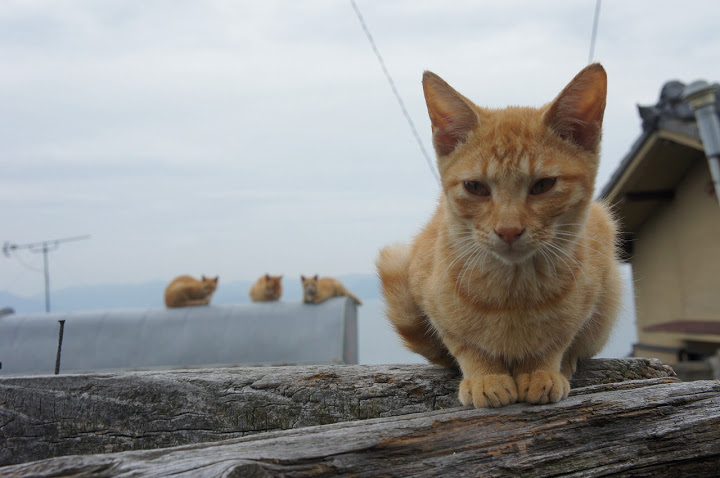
[2, 377, 719, 477]
[0, 358, 674, 467]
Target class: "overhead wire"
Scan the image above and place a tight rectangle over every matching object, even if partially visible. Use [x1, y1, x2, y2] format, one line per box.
[588, 0, 601, 64]
[349, 0, 440, 184]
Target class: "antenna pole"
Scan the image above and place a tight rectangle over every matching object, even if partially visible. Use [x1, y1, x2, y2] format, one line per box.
[3, 235, 91, 313]
[43, 244, 50, 313]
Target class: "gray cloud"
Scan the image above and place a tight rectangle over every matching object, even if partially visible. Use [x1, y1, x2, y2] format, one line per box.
[2, 0, 720, 296]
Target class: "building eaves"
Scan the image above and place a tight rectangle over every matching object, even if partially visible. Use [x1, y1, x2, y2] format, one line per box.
[599, 80, 717, 199]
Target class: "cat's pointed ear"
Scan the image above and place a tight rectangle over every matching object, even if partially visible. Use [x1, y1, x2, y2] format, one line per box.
[201, 275, 206, 281]
[313, 274, 319, 281]
[265, 273, 270, 280]
[301, 275, 306, 281]
[544, 63, 607, 152]
[422, 71, 478, 157]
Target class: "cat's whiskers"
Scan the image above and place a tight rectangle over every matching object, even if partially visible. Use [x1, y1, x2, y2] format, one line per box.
[455, 242, 480, 296]
[552, 233, 618, 262]
[459, 244, 488, 300]
[444, 236, 481, 280]
[443, 226, 482, 274]
[541, 245, 578, 286]
[541, 240, 587, 285]
[537, 248, 558, 277]
[441, 229, 486, 309]
[552, 222, 626, 250]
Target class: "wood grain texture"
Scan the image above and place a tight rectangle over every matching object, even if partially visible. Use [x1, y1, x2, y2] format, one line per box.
[1, 358, 677, 469]
[3, 377, 719, 477]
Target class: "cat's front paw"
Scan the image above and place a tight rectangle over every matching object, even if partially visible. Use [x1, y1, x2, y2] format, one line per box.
[515, 370, 570, 405]
[458, 375, 518, 408]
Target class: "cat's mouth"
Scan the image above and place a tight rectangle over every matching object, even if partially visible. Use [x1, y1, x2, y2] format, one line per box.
[490, 241, 537, 265]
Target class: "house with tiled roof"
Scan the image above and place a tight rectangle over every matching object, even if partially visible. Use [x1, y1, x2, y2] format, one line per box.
[599, 80, 720, 379]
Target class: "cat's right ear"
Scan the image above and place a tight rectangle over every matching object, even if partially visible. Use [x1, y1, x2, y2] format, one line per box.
[422, 71, 478, 157]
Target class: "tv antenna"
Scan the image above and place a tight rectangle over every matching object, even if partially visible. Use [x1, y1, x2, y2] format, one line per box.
[3, 235, 91, 313]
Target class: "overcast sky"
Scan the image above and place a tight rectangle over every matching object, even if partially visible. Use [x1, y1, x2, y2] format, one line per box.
[2, 0, 720, 297]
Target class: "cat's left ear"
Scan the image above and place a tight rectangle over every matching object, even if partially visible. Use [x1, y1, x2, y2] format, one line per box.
[544, 63, 607, 152]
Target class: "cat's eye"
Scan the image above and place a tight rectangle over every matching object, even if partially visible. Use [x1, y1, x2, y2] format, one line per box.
[464, 181, 490, 197]
[530, 177, 556, 195]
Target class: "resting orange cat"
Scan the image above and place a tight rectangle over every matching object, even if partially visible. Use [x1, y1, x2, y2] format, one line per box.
[249, 274, 283, 302]
[164, 275, 219, 308]
[377, 64, 621, 408]
[301, 275, 362, 305]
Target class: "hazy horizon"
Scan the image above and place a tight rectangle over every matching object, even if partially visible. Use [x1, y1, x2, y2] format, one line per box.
[1, 266, 638, 366]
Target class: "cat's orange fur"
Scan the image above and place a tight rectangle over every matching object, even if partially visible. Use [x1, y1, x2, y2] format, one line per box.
[376, 64, 621, 408]
[164, 275, 219, 308]
[249, 274, 283, 302]
[301, 275, 362, 305]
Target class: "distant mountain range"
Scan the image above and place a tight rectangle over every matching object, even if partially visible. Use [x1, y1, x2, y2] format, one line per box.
[0, 274, 381, 315]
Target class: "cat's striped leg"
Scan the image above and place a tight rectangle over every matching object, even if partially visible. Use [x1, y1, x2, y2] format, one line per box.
[377, 243, 456, 368]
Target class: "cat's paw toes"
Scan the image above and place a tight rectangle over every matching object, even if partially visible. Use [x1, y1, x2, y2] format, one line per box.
[515, 370, 570, 404]
[458, 375, 518, 408]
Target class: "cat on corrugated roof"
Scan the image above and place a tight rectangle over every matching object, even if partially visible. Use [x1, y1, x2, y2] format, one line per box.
[377, 64, 621, 408]
[249, 274, 283, 302]
[164, 275, 218, 308]
[301, 275, 362, 305]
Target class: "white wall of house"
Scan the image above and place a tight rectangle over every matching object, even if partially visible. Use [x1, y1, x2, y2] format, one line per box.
[632, 159, 720, 358]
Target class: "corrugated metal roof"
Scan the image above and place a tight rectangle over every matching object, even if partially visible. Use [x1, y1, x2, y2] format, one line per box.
[0, 298, 358, 375]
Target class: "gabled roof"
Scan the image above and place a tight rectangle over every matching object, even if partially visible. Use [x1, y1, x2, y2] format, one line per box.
[598, 80, 719, 252]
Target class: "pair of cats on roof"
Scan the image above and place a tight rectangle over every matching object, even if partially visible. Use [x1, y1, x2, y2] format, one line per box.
[163, 273, 362, 309]
[169, 63, 619, 410]
[249, 274, 362, 305]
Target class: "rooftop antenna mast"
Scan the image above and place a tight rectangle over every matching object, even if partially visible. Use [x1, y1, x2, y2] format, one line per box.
[3, 235, 91, 313]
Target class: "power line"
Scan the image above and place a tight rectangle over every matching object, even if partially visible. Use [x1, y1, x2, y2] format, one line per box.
[349, 0, 440, 184]
[3, 235, 91, 312]
[588, 0, 601, 64]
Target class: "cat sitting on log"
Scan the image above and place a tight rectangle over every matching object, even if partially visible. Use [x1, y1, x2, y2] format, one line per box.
[377, 64, 621, 408]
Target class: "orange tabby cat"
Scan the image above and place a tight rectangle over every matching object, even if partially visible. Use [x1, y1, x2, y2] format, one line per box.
[376, 64, 621, 408]
[301, 275, 362, 305]
[249, 274, 283, 302]
[164, 275, 219, 308]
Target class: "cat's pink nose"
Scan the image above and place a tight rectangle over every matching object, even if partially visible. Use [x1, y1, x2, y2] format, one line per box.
[495, 227, 525, 245]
